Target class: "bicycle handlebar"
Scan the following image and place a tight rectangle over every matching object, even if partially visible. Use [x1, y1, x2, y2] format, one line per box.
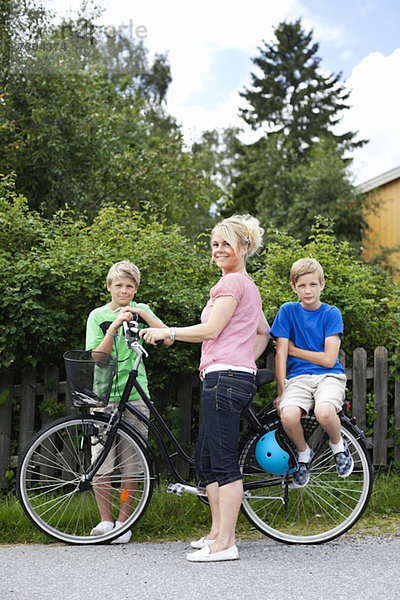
[122, 314, 142, 347]
[122, 313, 164, 350]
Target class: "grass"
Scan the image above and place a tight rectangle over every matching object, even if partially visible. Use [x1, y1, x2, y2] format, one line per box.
[1, 468, 399, 545]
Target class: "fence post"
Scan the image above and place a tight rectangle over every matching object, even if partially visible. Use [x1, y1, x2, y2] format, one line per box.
[373, 346, 388, 465]
[0, 371, 13, 490]
[41, 365, 60, 426]
[40, 365, 60, 479]
[352, 348, 367, 432]
[65, 378, 74, 415]
[339, 349, 345, 370]
[395, 348, 400, 463]
[153, 386, 171, 477]
[18, 367, 37, 459]
[176, 374, 194, 479]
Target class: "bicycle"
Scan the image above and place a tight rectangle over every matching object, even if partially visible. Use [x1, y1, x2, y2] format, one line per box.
[17, 315, 373, 545]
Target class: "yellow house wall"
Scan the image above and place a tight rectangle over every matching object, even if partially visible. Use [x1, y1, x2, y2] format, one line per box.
[362, 178, 400, 272]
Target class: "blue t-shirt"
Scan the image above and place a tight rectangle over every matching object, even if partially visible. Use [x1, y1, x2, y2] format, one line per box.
[270, 302, 345, 379]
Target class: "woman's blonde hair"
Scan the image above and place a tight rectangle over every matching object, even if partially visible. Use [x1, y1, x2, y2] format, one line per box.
[211, 214, 264, 259]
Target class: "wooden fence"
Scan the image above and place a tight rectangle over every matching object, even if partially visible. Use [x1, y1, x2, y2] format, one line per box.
[0, 346, 399, 490]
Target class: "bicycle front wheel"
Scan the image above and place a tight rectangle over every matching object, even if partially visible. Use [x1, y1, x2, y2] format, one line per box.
[239, 414, 373, 544]
[17, 415, 154, 545]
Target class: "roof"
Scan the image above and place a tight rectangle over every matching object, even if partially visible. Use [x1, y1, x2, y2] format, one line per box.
[357, 165, 400, 193]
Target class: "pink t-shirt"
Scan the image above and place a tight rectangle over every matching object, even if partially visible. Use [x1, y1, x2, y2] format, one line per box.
[199, 272, 262, 373]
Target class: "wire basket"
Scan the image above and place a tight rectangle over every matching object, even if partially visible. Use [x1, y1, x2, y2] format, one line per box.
[64, 350, 118, 408]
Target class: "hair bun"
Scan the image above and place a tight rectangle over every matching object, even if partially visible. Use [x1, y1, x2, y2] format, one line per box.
[222, 214, 264, 257]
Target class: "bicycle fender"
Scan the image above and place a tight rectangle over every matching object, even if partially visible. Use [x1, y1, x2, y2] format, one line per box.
[340, 413, 372, 448]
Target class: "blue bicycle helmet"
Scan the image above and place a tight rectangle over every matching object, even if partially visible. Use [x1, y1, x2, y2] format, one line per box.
[255, 429, 297, 476]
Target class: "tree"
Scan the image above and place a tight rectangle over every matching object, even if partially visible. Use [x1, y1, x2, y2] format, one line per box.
[240, 19, 364, 155]
[226, 134, 366, 247]
[192, 127, 242, 199]
[0, 0, 218, 239]
[0, 0, 52, 85]
[0, 65, 145, 215]
[223, 19, 368, 248]
[58, 14, 173, 106]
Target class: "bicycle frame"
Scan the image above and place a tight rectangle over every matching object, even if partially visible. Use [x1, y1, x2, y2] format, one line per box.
[84, 330, 370, 499]
[84, 340, 269, 495]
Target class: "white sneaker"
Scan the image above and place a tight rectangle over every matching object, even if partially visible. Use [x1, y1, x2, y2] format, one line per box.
[90, 521, 114, 536]
[190, 536, 216, 549]
[111, 521, 132, 544]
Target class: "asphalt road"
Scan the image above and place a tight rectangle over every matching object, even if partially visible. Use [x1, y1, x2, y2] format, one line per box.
[1, 535, 399, 600]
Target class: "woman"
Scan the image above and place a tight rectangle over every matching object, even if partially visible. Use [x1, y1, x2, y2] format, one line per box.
[142, 214, 270, 562]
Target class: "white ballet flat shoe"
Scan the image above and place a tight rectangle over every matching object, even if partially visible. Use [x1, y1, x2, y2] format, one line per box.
[190, 536, 216, 549]
[186, 544, 239, 562]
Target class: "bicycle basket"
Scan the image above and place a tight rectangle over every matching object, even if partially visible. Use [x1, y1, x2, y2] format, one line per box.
[64, 350, 117, 408]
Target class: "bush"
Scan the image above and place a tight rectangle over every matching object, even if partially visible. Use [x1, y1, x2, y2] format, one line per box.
[0, 176, 218, 391]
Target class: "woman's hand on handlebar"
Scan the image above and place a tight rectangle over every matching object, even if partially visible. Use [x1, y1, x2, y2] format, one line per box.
[140, 327, 171, 346]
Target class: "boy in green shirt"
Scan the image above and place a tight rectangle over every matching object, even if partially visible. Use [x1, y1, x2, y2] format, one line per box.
[86, 260, 172, 542]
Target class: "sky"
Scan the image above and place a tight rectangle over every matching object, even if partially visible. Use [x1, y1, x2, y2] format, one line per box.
[47, 0, 400, 185]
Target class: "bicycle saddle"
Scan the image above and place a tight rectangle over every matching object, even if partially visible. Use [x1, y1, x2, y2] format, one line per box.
[256, 369, 275, 390]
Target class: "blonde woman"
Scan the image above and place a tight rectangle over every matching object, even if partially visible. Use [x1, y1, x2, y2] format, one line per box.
[142, 215, 270, 562]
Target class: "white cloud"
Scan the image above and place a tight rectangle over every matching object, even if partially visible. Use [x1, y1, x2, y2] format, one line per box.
[168, 86, 262, 147]
[341, 49, 400, 184]
[48, 0, 300, 101]
[45, 0, 400, 186]
[302, 17, 343, 44]
[94, 0, 309, 104]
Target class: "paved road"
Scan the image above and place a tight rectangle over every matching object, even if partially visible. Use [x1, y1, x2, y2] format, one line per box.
[1, 535, 399, 600]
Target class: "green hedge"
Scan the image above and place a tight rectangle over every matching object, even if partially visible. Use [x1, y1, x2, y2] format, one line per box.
[1, 179, 399, 416]
[0, 175, 219, 391]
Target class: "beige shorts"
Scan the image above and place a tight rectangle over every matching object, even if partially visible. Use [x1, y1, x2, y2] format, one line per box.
[91, 398, 149, 476]
[279, 373, 347, 415]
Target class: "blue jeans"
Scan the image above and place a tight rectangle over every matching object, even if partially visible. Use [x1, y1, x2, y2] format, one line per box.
[195, 370, 257, 487]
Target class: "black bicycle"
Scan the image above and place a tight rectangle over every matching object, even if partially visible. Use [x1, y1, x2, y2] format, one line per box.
[17, 315, 373, 545]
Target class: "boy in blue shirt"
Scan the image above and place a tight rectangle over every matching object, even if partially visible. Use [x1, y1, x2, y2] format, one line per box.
[270, 258, 353, 486]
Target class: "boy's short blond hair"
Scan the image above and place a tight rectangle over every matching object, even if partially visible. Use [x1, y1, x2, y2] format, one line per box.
[290, 258, 325, 285]
[106, 260, 140, 288]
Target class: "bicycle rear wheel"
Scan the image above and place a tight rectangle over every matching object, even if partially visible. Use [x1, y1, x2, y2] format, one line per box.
[239, 412, 373, 544]
[17, 415, 154, 545]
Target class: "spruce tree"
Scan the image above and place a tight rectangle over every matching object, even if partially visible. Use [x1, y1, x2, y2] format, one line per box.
[222, 19, 368, 249]
[240, 19, 362, 154]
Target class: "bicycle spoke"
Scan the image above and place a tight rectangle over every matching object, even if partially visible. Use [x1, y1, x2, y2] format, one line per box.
[18, 415, 154, 544]
[240, 415, 373, 544]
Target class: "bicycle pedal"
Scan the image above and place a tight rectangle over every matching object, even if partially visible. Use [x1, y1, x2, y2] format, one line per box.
[167, 483, 207, 497]
[167, 483, 184, 496]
